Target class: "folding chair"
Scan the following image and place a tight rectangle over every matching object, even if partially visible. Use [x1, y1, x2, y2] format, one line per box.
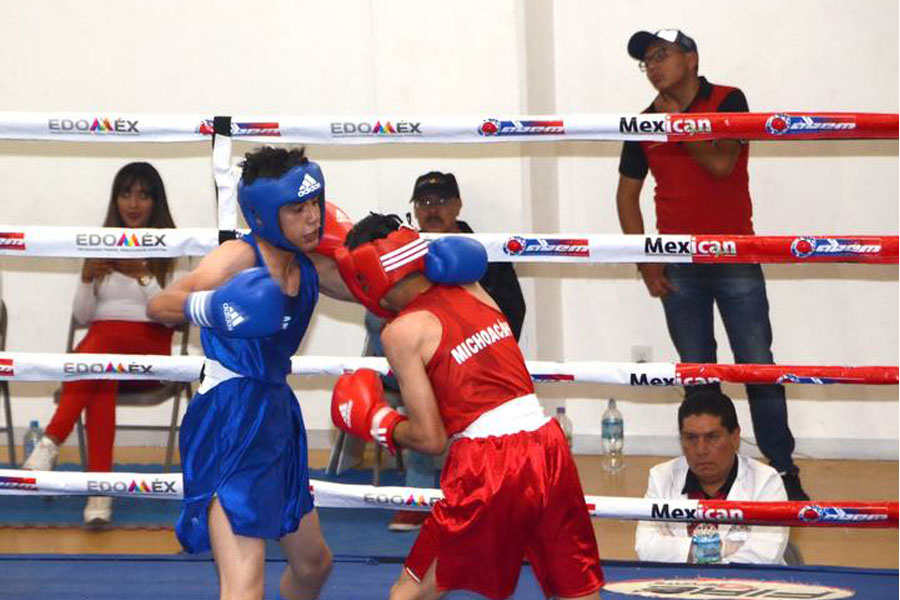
[0, 301, 15, 466]
[55, 318, 191, 472]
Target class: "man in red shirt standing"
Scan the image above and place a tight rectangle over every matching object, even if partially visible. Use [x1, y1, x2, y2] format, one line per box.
[330, 213, 603, 600]
[615, 29, 808, 501]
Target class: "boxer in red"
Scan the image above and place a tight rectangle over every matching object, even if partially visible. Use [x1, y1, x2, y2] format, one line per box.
[330, 213, 603, 600]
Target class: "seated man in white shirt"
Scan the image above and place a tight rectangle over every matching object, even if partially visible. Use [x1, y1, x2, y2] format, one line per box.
[635, 390, 789, 564]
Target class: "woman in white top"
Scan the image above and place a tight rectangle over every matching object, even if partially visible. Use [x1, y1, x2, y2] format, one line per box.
[23, 162, 177, 526]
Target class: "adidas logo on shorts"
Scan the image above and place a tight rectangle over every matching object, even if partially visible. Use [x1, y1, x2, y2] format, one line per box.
[297, 173, 322, 198]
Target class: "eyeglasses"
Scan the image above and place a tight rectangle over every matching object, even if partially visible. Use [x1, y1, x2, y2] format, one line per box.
[639, 47, 674, 72]
[413, 196, 452, 208]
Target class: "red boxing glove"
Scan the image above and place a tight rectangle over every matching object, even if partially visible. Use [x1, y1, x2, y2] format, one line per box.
[315, 201, 353, 258]
[331, 369, 407, 454]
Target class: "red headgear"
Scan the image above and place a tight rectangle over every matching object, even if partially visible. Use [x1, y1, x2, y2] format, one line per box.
[334, 226, 428, 317]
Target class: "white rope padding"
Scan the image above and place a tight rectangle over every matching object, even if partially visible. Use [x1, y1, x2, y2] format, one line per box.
[212, 132, 239, 231]
[0, 227, 220, 257]
[0, 469, 895, 528]
[2, 227, 897, 264]
[0, 112, 896, 143]
[1, 352, 896, 386]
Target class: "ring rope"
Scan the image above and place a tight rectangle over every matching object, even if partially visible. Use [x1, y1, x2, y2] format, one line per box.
[0, 469, 895, 529]
[0, 112, 896, 144]
[1, 352, 896, 386]
[2, 227, 897, 265]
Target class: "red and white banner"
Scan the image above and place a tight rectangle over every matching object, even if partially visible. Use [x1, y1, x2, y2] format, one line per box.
[0, 112, 895, 144]
[1, 469, 895, 528]
[689, 235, 898, 264]
[464, 233, 899, 264]
[1, 352, 895, 386]
[3, 227, 896, 265]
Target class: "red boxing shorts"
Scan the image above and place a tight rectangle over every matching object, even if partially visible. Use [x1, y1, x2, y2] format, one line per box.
[405, 419, 603, 599]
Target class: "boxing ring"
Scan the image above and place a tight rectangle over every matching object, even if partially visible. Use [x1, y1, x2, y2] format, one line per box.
[1, 111, 898, 599]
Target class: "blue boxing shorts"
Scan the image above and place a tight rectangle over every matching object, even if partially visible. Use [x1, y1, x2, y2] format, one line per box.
[176, 376, 313, 553]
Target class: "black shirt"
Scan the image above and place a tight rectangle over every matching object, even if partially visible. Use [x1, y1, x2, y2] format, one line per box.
[682, 455, 740, 500]
[456, 220, 526, 341]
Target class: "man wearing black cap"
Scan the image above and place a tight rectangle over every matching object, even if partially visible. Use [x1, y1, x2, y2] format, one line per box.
[409, 171, 526, 340]
[615, 29, 808, 501]
[368, 171, 526, 531]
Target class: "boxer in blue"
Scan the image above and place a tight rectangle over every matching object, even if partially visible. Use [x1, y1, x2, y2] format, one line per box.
[148, 147, 489, 600]
[148, 147, 353, 600]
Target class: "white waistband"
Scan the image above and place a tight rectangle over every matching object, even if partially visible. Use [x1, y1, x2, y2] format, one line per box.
[452, 394, 550, 440]
[197, 358, 242, 394]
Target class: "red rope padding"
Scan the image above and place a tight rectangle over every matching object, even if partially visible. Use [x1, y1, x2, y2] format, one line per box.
[677, 364, 899, 385]
[666, 112, 899, 141]
[690, 235, 898, 264]
[690, 500, 899, 528]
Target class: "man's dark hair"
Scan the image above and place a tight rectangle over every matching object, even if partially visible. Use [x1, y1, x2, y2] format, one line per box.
[678, 390, 739, 433]
[240, 146, 309, 185]
[345, 212, 403, 249]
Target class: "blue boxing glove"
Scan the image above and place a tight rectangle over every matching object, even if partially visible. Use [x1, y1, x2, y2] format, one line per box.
[184, 267, 285, 338]
[424, 236, 488, 285]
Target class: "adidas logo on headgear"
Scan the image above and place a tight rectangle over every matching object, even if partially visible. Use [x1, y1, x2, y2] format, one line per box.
[297, 173, 322, 198]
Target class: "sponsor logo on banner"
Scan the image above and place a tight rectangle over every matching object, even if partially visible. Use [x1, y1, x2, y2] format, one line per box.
[790, 237, 881, 259]
[777, 373, 843, 384]
[478, 119, 565, 136]
[195, 120, 281, 136]
[0, 232, 26, 251]
[48, 117, 140, 136]
[619, 115, 712, 135]
[532, 374, 576, 382]
[0, 358, 13, 377]
[630, 373, 720, 386]
[644, 237, 737, 257]
[652, 502, 744, 522]
[363, 492, 442, 508]
[75, 231, 167, 253]
[798, 504, 889, 524]
[86, 479, 178, 495]
[330, 120, 423, 137]
[765, 113, 856, 135]
[503, 236, 589, 257]
[0, 475, 38, 491]
[604, 578, 854, 599]
[63, 362, 154, 377]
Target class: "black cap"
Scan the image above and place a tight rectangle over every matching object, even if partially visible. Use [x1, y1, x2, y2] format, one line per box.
[628, 29, 697, 60]
[410, 171, 460, 202]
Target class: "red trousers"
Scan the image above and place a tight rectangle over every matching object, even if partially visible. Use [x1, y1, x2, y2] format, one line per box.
[45, 320, 173, 472]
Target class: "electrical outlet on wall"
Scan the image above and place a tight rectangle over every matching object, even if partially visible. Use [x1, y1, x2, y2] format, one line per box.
[631, 345, 652, 363]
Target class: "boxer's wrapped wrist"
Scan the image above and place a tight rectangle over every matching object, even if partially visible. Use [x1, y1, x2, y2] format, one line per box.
[371, 407, 408, 455]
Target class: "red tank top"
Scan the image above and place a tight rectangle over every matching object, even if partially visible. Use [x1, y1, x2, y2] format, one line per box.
[641, 83, 754, 235]
[395, 285, 534, 435]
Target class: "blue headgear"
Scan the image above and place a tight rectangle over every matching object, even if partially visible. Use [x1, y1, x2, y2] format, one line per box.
[237, 162, 326, 252]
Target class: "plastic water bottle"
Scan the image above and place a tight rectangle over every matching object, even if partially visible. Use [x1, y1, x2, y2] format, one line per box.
[692, 523, 722, 564]
[601, 399, 624, 472]
[554, 406, 574, 449]
[23, 420, 43, 460]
